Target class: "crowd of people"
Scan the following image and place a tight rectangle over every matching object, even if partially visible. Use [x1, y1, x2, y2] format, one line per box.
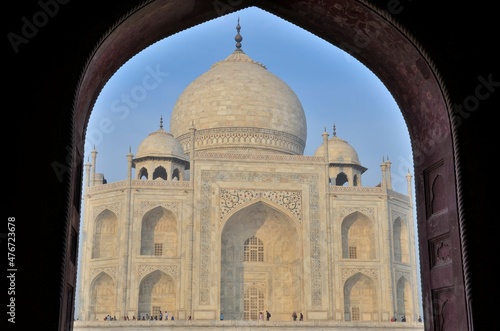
[390, 315, 423, 322]
[103, 311, 421, 322]
[102, 311, 175, 321]
[103, 310, 308, 322]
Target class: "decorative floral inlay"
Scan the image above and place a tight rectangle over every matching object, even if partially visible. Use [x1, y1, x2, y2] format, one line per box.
[195, 151, 323, 163]
[391, 210, 407, 224]
[341, 267, 379, 282]
[94, 202, 120, 218]
[436, 241, 451, 265]
[140, 201, 180, 216]
[244, 282, 266, 291]
[90, 266, 117, 281]
[199, 170, 321, 306]
[220, 189, 302, 222]
[177, 127, 306, 155]
[139, 265, 179, 280]
[395, 270, 411, 284]
[329, 186, 384, 194]
[339, 206, 375, 219]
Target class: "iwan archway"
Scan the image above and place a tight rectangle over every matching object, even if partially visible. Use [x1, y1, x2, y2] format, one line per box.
[69, 1, 469, 330]
[220, 201, 302, 321]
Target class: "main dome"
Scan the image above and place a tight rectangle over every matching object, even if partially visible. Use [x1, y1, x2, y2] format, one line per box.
[170, 24, 307, 155]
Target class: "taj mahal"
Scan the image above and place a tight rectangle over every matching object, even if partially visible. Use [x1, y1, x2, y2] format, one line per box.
[75, 20, 422, 330]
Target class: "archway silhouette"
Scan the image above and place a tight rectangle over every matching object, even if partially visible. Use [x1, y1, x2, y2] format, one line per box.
[72, 2, 464, 328]
[28, 1, 478, 330]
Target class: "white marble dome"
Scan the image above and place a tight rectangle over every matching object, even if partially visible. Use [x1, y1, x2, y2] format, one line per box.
[314, 134, 361, 165]
[170, 46, 307, 155]
[135, 126, 187, 160]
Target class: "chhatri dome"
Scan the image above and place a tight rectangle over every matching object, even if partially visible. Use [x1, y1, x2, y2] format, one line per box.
[314, 124, 367, 186]
[314, 124, 362, 166]
[170, 19, 307, 155]
[135, 117, 187, 161]
[133, 116, 189, 181]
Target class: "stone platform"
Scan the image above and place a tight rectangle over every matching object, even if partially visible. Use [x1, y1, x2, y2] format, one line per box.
[74, 320, 425, 331]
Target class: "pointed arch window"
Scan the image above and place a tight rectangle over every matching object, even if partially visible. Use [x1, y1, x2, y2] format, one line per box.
[353, 174, 359, 186]
[172, 168, 180, 181]
[244, 236, 264, 262]
[336, 172, 349, 186]
[138, 167, 148, 180]
[153, 166, 167, 180]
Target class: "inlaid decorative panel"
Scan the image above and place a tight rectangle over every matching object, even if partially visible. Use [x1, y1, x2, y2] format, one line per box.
[430, 234, 452, 268]
[138, 264, 179, 280]
[199, 170, 321, 306]
[219, 189, 302, 223]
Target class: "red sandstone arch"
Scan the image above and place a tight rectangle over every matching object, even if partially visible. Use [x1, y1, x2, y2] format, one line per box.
[68, 1, 469, 330]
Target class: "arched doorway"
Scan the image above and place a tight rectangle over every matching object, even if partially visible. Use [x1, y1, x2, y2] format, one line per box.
[138, 270, 176, 319]
[220, 201, 302, 321]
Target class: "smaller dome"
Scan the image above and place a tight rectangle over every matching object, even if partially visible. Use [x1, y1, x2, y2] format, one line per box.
[314, 135, 361, 165]
[135, 127, 186, 160]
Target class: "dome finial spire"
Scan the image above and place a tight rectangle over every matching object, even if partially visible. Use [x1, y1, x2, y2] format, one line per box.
[235, 17, 242, 50]
[333, 123, 337, 137]
[160, 116, 164, 129]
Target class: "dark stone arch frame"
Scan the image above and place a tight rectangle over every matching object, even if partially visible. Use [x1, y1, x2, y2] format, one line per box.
[70, 1, 467, 329]
[7, 1, 495, 330]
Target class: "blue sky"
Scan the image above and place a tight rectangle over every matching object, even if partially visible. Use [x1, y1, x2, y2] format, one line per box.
[85, 6, 414, 195]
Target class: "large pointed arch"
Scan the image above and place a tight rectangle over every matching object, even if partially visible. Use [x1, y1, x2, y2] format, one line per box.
[63, 1, 475, 329]
[220, 200, 302, 320]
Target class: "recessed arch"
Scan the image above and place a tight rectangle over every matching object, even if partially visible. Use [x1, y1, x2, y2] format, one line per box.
[220, 200, 302, 320]
[138, 270, 176, 319]
[396, 274, 414, 321]
[343, 272, 378, 321]
[341, 211, 375, 259]
[89, 272, 116, 321]
[393, 216, 410, 263]
[140, 206, 178, 256]
[92, 209, 118, 259]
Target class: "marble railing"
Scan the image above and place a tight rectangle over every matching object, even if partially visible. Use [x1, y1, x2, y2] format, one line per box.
[86, 179, 191, 193]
